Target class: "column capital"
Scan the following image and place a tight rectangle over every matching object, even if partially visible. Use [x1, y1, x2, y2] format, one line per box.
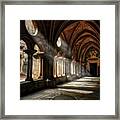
[33, 52, 44, 59]
[37, 52, 44, 57]
[24, 49, 37, 55]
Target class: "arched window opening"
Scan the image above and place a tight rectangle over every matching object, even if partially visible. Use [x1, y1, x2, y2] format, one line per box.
[71, 59, 77, 75]
[32, 45, 44, 80]
[20, 40, 28, 81]
[57, 37, 62, 47]
[25, 20, 38, 36]
[65, 58, 71, 77]
[53, 51, 66, 78]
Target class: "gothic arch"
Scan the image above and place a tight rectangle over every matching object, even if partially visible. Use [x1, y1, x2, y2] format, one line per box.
[20, 35, 35, 50]
[81, 45, 99, 63]
[79, 42, 99, 60]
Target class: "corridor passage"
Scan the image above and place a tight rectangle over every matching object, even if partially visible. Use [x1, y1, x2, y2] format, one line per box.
[21, 77, 100, 100]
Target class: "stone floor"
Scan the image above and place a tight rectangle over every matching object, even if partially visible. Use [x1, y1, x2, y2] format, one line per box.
[21, 77, 100, 100]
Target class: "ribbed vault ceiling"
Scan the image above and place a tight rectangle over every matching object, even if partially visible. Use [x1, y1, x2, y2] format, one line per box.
[21, 20, 100, 62]
[59, 20, 100, 61]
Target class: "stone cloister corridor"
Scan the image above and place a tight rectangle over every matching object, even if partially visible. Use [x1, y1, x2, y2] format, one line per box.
[21, 77, 100, 100]
[20, 20, 100, 100]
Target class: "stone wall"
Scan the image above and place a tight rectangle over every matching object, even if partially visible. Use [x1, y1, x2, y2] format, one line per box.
[55, 76, 67, 84]
[20, 76, 80, 97]
[20, 80, 45, 97]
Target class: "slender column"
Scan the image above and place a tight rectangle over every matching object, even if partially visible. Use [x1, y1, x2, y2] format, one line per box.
[76, 62, 79, 76]
[39, 57, 42, 76]
[40, 55, 43, 78]
[71, 61, 74, 75]
[56, 59, 57, 77]
[80, 59, 82, 76]
[81, 64, 83, 76]
[37, 53, 44, 79]
[62, 58, 64, 76]
[79, 64, 81, 77]
[20, 51, 24, 73]
[69, 60, 71, 75]
[74, 61, 75, 74]
[64, 58, 66, 76]
[54, 57, 57, 77]
[75, 62, 78, 75]
[24, 49, 36, 81]
[42, 58, 43, 77]
[65, 59, 68, 75]
[68, 60, 70, 75]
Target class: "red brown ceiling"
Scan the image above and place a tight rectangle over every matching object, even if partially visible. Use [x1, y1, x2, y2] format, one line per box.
[20, 20, 100, 62]
[59, 20, 100, 62]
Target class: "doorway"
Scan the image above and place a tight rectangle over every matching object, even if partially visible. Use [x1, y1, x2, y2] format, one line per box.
[90, 63, 97, 77]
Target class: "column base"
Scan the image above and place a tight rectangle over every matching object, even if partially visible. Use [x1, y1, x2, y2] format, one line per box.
[45, 78, 56, 88]
[25, 78, 33, 81]
[38, 76, 43, 79]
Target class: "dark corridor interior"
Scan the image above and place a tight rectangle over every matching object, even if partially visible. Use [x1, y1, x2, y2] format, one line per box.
[90, 63, 97, 77]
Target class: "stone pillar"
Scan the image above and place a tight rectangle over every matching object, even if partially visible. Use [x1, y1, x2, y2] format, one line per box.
[41, 58, 43, 77]
[37, 53, 44, 79]
[65, 59, 68, 75]
[75, 62, 78, 76]
[69, 60, 71, 75]
[56, 59, 57, 77]
[63, 58, 66, 76]
[20, 51, 24, 73]
[24, 49, 36, 81]
[79, 64, 81, 76]
[40, 55, 43, 78]
[43, 51, 56, 87]
[43, 52, 54, 79]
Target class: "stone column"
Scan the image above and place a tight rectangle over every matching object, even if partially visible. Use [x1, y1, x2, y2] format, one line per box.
[37, 53, 44, 79]
[69, 60, 71, 76]
[43, 51, 56, 87]
[65, 59, 68, 75]
[75, 62, 78, 76]
[79, 64, 81, 76]
[56, 59, 57, 77]
[40, 54, 43, 78]
[24, 49, 36, 81]
[63, 58, 66, 76]
[41, 58, 43, 78]
[43, 51, 54, 79]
